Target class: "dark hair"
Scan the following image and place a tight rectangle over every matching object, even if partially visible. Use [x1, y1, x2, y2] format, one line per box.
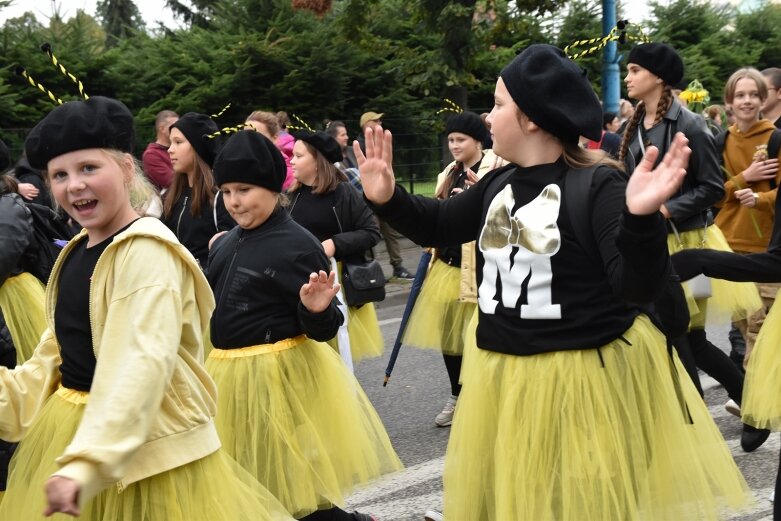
[163, 154, 217, 219]
[602, 112, 618, 130]
[619, 86, 673, 163]
[288, 141, 347, 195]
[325, 120, 346, 138]
[761, 67, 781, 89]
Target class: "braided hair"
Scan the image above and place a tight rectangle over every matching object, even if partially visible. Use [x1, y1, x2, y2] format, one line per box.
[618, 86, 673, 163]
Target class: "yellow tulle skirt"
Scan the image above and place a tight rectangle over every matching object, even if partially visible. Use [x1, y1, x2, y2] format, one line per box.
[0, 272, 46, 364]
[742, 298, 781, 431]
[403, 259, 477, 356]
[668, 225, 761, 326]
[327, 303, 384, 362]
[444, 315, 752, 521]
[206, 337, 402, 518]
[0, 387, 293, 521]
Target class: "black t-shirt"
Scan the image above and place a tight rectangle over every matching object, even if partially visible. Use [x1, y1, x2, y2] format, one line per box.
[55, 222, 136, 391]
[369, 159, 670, 356]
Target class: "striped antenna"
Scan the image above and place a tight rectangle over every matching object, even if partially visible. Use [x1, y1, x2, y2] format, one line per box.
[41, 42, 89, 100]
[204, 123, 252, 140]
[289, 114, 315, 132]
[15, 66, 63, 105]
[211, 103, 232, 119]
[436, 98, 464, 116]
[564, 21, 650, 60]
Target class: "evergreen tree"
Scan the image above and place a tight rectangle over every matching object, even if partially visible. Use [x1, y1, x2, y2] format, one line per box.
[96, 0, 145, 45]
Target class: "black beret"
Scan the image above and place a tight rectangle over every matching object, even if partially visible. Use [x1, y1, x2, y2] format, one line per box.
[213, 130, 287, 193]
[500, 44, 602, 143]
[0, 139, 9, 172]
[170, 112, 221, 168]
[445, 112, 487, 142]
[294, 131, 342, 163]
[627, 43, 684, 87]
[25, 96, 135, 170]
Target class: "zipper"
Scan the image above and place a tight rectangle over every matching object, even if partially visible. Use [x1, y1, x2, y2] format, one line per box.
[332, 206, 343, 233]
[175, 195, 189, 237]
[88, 244, 113, 359]
[264, 329, 271, 343]
[213, 232, 244, 346]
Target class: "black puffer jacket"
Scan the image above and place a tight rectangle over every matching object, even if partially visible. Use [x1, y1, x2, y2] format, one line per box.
[624, 99, 724, 233]
[0, 193, 33, 285]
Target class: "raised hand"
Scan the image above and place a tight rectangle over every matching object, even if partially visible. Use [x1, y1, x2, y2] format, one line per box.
[300, 270, 340, 313]
[353, 126, 396, 205]
[625, 132, 691, 216]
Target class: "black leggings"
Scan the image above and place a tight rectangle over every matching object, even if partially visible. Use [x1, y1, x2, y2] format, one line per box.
[443, 353, 462, 397]
[687, 328, 745, 404]
[775, 443, 780, 519]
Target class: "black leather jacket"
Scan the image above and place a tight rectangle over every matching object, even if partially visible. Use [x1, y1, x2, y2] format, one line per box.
[624, 99, 724, 233]
[0, 193, 33, 285]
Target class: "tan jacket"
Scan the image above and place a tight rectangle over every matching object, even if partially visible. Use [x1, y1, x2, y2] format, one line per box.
[432, 150, 507, 303]
[0, 217, 219, 506]
[714, 119, 781, 252]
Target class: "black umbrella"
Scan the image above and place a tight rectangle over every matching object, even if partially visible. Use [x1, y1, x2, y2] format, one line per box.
[383, 250, 432, 386]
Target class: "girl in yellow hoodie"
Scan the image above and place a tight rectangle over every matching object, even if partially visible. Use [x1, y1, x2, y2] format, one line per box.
[0, 96, 292, 520]
[715, 67, 781, 367]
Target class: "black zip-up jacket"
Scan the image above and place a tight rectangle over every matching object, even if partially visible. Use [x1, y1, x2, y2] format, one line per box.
[368, 159, 671, 356]
[0, 193, 32, 285]
[673, 189, 781, 283]
[624, 99, 724, 233]
[206, 208, 343, 349]
[289, 182, 381, 264]
[162, 186, 235, 267]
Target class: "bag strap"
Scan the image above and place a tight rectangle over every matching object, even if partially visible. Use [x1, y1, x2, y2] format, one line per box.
[563, 164, 601, 267]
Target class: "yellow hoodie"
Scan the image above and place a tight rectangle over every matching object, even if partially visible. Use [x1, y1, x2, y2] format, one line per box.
[0, 217, 219, 506]
[715, 119, 781, 252]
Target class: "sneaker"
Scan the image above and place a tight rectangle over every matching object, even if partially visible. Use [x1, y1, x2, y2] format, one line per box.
[424, 511, 443, 521]
[724, 399, 741, 417]
[435, 395, 458, 427]
[741, 423, 771, 452]
[392, 265, 415, 280]
[352, 513, 378, 521]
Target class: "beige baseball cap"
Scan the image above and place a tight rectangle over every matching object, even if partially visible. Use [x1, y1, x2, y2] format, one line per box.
[359, 111, 384, 128]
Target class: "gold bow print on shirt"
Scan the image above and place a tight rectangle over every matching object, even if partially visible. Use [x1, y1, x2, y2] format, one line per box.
[479, 184, 562, 255]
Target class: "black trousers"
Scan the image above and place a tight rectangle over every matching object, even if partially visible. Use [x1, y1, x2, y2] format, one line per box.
[686, 328, 744, 404]
[443, 353, 462, 397]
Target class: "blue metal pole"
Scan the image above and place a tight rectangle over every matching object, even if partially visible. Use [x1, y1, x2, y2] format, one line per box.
[602, 0, 620, 115]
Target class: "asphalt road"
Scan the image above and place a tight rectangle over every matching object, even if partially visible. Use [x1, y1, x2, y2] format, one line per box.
[345, 301, 779, 521]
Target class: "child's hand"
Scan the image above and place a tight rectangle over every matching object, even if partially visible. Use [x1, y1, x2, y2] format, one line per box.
[300, 270, 340, 313]
[44, 476, 80, 517]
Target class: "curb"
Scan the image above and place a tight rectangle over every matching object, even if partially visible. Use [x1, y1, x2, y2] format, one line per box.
[377, 283, 412, 309]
